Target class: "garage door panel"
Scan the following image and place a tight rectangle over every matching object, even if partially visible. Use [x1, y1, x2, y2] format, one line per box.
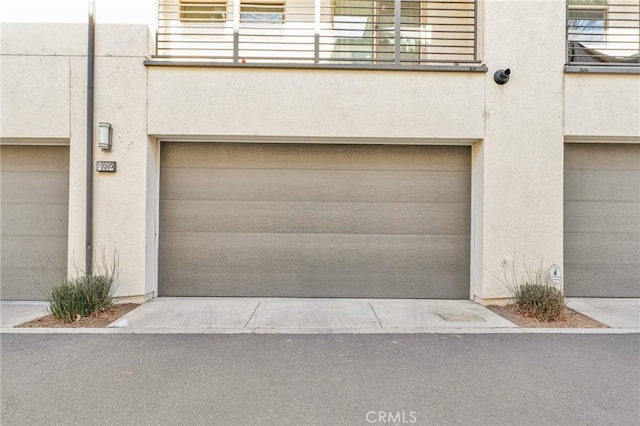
[0, 266, 58, 300]
[1, 235, 68, 267]
[0, 145, 69, 172]
[564, 143, 640, 297]
[160, 200, 470, 235]
[1, 204, 68, 236]
[1, 146, 69, 300]
[564, 202, 640, 234]
[159, 233, 469, 298]
[1, 171, 69, 204]
[160, 233, 470, 268]
[1, 235, 67, 300]
[565, 143, 640, 170]
[160, 142, 470, 298]
[564, 170, 640, 202]
[161, 168, 471, 204]
[159, 271, 470, 298]
[162, 143, 471, 171]
[565, 232, 640, 265]
[564, 264, 640, 298]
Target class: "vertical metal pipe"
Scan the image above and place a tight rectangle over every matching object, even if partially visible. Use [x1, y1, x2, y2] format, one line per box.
[86, 0, 95, 274]
[155, 0, 160, 57]
[394, 0, 401, 64]
[314, 0, 320, 63]
[565, 0, 570, 64]
[233, 0, 240, 62]
[473, 0, 478, 61]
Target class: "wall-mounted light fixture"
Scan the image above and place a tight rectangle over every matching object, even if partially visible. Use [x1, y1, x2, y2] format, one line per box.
[493, 68, 511, 85]
[98, 122, 112, 151]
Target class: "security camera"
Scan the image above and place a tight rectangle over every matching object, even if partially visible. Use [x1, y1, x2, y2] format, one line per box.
[493, 68, 511, 85]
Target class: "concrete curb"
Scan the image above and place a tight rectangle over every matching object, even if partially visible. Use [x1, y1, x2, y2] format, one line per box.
[2, 327, 638, 335]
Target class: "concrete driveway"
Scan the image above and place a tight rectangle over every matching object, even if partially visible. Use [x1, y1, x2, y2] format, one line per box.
[568, 298, 640, 329]
[0, 302, 49, 328]
[108, 298, 517, 333]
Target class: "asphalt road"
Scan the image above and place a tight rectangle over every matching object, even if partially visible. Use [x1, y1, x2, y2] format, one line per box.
[1, 333, 639, 426]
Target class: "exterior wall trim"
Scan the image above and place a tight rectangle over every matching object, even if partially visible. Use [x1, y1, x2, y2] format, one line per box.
[144, 60, 488, 73]
[153, 135, 479, 145]
[565, 135, 640, 144]
[0, 138, 70, 146]
[474, 296, 511, 307]
[114, 291, 155, 304]
[564, 66, 640, 75]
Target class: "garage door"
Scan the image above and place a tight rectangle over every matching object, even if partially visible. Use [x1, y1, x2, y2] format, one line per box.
[564, 143, 640, 297]
[159, 143, 471, 298]
[1, 145, 69, 300]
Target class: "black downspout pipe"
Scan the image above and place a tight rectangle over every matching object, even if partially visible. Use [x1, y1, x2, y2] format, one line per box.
[86, 0, 95, 275]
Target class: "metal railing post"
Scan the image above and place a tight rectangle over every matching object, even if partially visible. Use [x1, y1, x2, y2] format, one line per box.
[233, 0, 240, 62]
[155, 1, 160, 56]
[473, 0, 478, 61]
[314, 0, 320, 63]
[394, 0, 401, 64]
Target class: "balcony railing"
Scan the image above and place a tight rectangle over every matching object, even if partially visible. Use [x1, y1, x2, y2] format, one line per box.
[156, 0, 479, 67]
[567, 0, 640, 65]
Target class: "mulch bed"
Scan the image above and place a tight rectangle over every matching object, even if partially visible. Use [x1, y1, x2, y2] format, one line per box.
[487, 304, 607, 328]
[17, 303, 139, 328]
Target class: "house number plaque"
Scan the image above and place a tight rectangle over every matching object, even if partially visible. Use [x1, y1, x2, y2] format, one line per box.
[96, 161, 117, 172]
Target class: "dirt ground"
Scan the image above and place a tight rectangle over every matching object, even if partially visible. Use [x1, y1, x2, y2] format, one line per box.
[487, 304, 607, 328]
[17, 303, 139, 328]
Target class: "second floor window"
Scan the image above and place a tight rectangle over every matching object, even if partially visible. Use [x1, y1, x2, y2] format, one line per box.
[180, 0, 227, 22]
[241, 1, 285, 23]
[566, 0, 640, 65]
[568, 0, 607, 44]
[334, 0, 422, 62]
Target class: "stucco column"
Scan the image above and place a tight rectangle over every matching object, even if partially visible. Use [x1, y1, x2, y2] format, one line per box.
[81, 0, 155, 300]
[473, 0, 566, 303]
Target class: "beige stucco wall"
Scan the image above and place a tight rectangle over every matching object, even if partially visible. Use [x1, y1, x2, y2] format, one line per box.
[473, 0, 566, 302]
[0, 55, 72, 139]
[2, 0, 639, 301]
[147, 68, 486, 140]
[90, 56, 150, 298]
[565, 74, 640, 140]
[87, 0, 155, 299]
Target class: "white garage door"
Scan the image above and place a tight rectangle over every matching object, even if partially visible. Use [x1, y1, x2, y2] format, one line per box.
[159, 142, 471, 298]
[1, 145, 69, 300]
[564, 143, 640, 297]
